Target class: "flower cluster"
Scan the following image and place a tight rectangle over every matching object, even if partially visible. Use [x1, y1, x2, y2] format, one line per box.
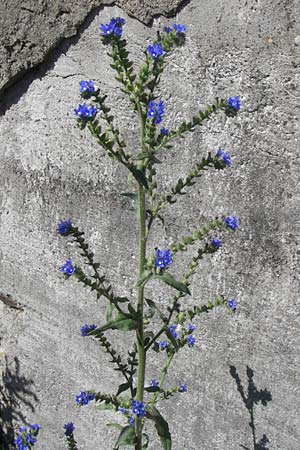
[227, 96, 242, 111]
[211, 238, 222, 249]
[150, 379, 159, 387]
[160, 127, 169, 136]
[57, 219, 72, 236]
[74, 103, 97, 119]
[60, 259, 75, 276]
[168, 324, 179, 339]
[228, 298, 237, 310]
[178, 383, 187, 392]
[75, 391, 95, 406]
[14, 424, 41, 450]
[224, 216, 239, 231]
[164, 24, 187, 34]
[131, 399, 146, 418]
[187, 335, 196, 347]
[159, 340, 168, 350]
[147, 43, 165, 59]
[147, 100, 165, 125]
[63, 422, 75, 436]
[154, 249, 172, 269]
[216, 148, 231, 167]
[80, 324, 97, 336]
[100, 17, 125, 37]
[79, 80, 95, 94]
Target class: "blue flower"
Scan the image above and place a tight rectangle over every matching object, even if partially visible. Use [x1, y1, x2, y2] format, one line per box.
[25, 433, 36, 445]
[74, 103, 97, 119]
[227, 96, 242, 111]
[187, 335, 196, 348]
[128, 417, 135, 427]
[150, 379, 159, 387]
[75, 391, 95, 406]
[63, 422, 75, 436]
[147, 43, 165, 59]
[211, 238, 222, 249]
[57, 220, 72, 235]
[131, 400, 146, 418]
[60, 259, 75, 276]
[100, 17, 125, 37]
[159, 340, 168, 350]
[164, 26, 172, 33]
[228, 298, 237, 310]
[216, 149, 231, 167]
[147, 101, 165, 125]
[173, 24, 187, 34]
[224, 216, 239, 231]
[168, 324, 179, 339]
[18, 427, 27, 433]
[188, 323, 195, 332]
[14, 436, 28, 450]
[80, 324, 97, 336]
[29, 424, 41, 431]
[154, 249, 172, 269]
[178, 383, 187, 392]
[79, 80, 95, 94]
[160, 127, 169, 135]
[118, 407, 127, 414]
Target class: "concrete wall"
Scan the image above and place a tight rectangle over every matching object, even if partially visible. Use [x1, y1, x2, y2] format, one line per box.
[1, 1, 300, 449]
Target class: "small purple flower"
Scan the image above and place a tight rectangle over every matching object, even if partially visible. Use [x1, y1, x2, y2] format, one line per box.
[147, 100, 165, 125]
[80, 324, 97, 337]
[100, 17, 125, 37]
[164, 26, 172, 33]
[118, 407, 127, 414]
[74, 103, 97, 119]
[227, 96, 242, 111]
[79, 80, 95, 94]
[147, 43, 165, 59]
[216, 149, 231, 167]
[29, 424, 41, 431]
[57, 220, 72, 235]
[150, 379, 159, 387]
[60, 259, 75, 276]
[131, 400, 146, 418]
[188, 323, 195, 332]
[168, 324, 179, 339]
[18, 427, 27, 433]
[25, 433, 36, 445]
[159, 340, 168, 350]
[160, 127, 169, 136]
[154, 249, 172, 269]
[63, 422, 75, 436]
[173, 24, 187, 34]
[211, 238, 222, 249]
[228, 298, 237, 310]
[75, 391, 95, 406]
[178, 383, 187, 392]
[187, 335, 196, 348]
[128, 417, 135, 427]
[224, 216, 239, 231]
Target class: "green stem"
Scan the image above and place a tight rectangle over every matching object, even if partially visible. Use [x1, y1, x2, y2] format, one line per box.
[152, 353, 174, 405]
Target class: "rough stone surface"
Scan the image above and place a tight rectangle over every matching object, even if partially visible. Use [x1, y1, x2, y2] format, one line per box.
[1, 1, 300, 449]
[0, 0, 184, 96]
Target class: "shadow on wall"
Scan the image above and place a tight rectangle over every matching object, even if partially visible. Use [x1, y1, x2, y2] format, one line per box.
[230, 366, 272, 450]
[0, 356, 39, 450]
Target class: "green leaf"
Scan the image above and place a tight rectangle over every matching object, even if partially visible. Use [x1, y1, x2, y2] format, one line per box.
[142, 433, 150, 450]
[135, 270, 153, 288]
[115, 425, 136, 447]
[130, 167, 149, 189]
[145, 386, 161, 393]
[120, 192, 138, 201]
[155, 272, 191, 295]
[147, 406, 172, 450]
[145, 298, 166, 321]
[165, 328, 179, 351]
[107, 423, 123, 430]
[116, 382, 131, 396]
[106, 302, 115, 323]
[92, 312, 138, 334]
[135, 151, 151, 160]
[96, 402, 116, 411]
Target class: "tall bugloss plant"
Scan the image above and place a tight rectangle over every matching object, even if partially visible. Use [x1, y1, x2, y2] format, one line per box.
[57, 18, 242, 450]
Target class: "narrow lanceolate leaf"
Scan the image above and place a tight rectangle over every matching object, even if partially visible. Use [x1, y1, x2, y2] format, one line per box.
[120, 192, 138, 201]
[155, 272, 191, 295]
[91, 312, 138, 334]
[145, 298, 167, 321]
[106, 302, 115, 323]
[115, 425, 137, 447]
[135, 270, 153, 288]
[116, 382, 131, 396]
[147, 406, 172, 450]
[130, 167, 149, 189]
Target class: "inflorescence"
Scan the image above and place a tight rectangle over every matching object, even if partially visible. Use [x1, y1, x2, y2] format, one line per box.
[154, 249, 173, 269]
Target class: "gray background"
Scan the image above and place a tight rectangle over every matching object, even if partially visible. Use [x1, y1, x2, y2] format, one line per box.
[1, 0, 300, 449]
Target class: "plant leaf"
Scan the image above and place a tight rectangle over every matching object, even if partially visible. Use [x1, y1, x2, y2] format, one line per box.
[147, 406, 172, 450]
[130, 167, 149, 190]
[116, 382, 131, 396]
[91, 312, 138, 334]
[145, 298, 166, 321]
[120, 192, 138, 201]
[135, 270, 153, 288]
[115, 425, 136, 447]
[106, 302, 115, 323]
[107, 423, 123, 430]
[165, 328, 179, 352]
[96, 402, 116, 411]
[155, 272, 191, 295]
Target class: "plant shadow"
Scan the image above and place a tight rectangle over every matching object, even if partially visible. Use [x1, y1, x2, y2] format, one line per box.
[0, 356, 39, 449]
[229, 365, 272, 450]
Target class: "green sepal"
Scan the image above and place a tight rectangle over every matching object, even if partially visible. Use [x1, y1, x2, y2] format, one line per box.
[91, 312, 138, 333]
[115, 425, 137, 447]
[147, 405, 172, 450]
[155, 272, 191, 295]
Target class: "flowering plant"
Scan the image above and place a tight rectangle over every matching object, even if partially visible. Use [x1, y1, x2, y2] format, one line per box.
[57, 17, 241, 450]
